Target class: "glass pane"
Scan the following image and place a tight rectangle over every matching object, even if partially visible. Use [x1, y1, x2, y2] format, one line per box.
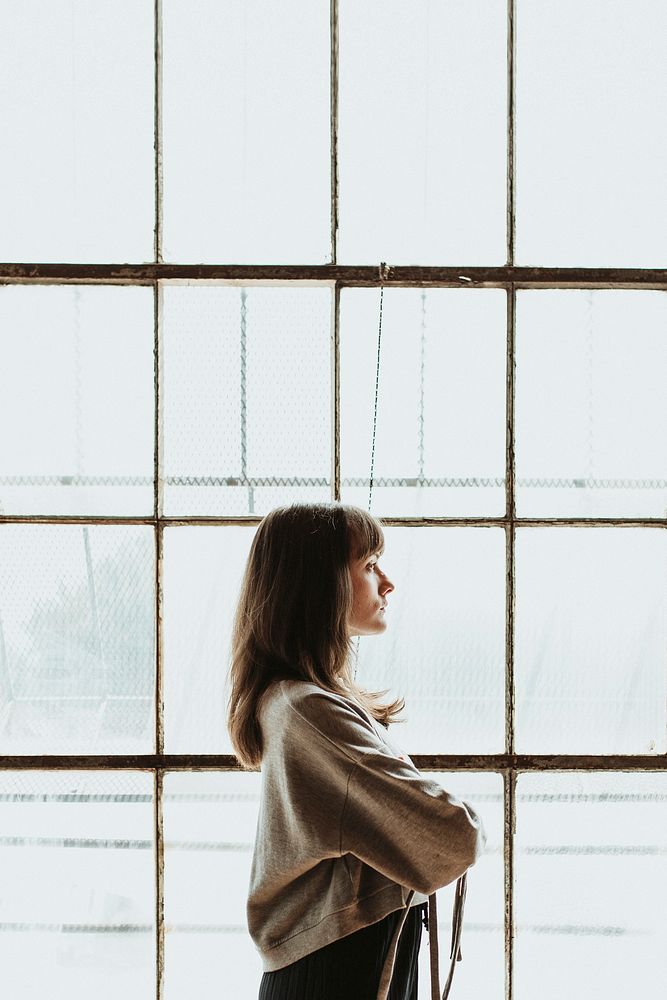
[516, 773, 667, 1000]
[516, 0, 667, 265]
[340, 289, 506, 516]
[163, 772, 262, 1000]
[0, 286, 154, 516]
[0, 1, 154, 263]
[338, 0, 506, 264]
[162, 0, 330, 263]
[355, 527, 505, 754]
[0, 772, 154, 1000]
[163, 526, 254, 754]
[420, 773, 503, 1000]
[162, 285, 332, 516]
[516, 291, 667, 518]
[515, 529, 667, 754]
[0, 525, 155, 754]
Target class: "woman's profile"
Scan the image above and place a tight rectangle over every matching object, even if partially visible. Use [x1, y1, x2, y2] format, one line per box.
[227, 502, 485, 1000]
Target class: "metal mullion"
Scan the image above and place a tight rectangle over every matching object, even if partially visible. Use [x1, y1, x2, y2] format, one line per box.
[505, 285, 516, 759]
[504, 768, 516, 1000]
[154, 0, 163, 265]
[155, 521, 164, 759]
[505, 277, 517, 1000]
[333, 283, 341, 500]
[507, 0, 516, 267]
[153, 0, 165, 990]
[154, 769, 165, 1000]
[330, 0, 339, 265]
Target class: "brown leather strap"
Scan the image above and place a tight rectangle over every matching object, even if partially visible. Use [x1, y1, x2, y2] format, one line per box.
[441, 873, 467, 1000]
[427, 873, 468, 1000]
[375, 890, 415, 1000]
[428, 892, 441, 1000]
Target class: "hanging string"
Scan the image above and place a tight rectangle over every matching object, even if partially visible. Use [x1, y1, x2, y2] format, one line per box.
[355, 263, 388, 681]
[367, 263, 387, 511]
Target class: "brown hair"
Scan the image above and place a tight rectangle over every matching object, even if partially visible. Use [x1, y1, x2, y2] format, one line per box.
[227, 502, 404, 768]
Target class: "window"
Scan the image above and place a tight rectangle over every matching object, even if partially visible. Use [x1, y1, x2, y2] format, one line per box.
[1, 2, 666, 999]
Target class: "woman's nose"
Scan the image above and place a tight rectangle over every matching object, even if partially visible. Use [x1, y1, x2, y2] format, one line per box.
[380, 573, 394, 595]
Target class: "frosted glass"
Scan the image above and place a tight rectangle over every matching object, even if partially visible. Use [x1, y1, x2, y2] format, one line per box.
[516, 0, 667, 265]
[0, 525, 155, 754]
[162, 284, 332, 516]
[162, 0, 330, 263]
[515, 529, 667, 754]
[355, 527, 506, 754]
[0, 1, 154, 263]
[163, 526, 254, 754]
[339, 0, 506, 263]
[516, 291, 667, 517]
[0, 285, 154, 516]
[419, 773, 504, 1000]
[0, 772, 154, 1000]
[516, 773, 667, 1000]
[163, 772, 262, 1000]
[340, 289, 506, 516]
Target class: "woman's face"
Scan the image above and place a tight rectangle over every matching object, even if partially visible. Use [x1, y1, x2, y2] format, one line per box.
[347, 550, 395, 637]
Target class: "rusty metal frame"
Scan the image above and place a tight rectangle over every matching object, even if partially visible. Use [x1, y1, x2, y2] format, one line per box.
[153, 3, 165, 995]
[4, 263, 667, 288]
[2, 753, 666, 771]
[1, 5, 667, 1000]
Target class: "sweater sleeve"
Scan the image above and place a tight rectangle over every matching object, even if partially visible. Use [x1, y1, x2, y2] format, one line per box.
[286, 685, 486, 897]
[340, 744, 486, 895]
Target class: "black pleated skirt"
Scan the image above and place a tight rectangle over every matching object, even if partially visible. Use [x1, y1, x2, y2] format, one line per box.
[258, 903, 424, 1000]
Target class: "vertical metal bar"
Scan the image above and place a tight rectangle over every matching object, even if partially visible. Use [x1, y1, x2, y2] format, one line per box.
[585, 290, 595, 485]
[154, 282, 164, 522]
[506, 12, 518, 996]
[505, 277, 517, 1000]
[330, 0, 339, 264]
[154, 768, 165, 1000]
[154, 0, 164, 264]
[507, 0, 516, 266]
[154, 523, 164, 999]
[153, 259, 165, 1000]
[505, 287, 516, 739]
[418, 289, 427, 483]
[331, 0, 340, 500]
[332, 283, 341, 501]
[504, 769, 516, 1000]
[155, 520, 164, 758]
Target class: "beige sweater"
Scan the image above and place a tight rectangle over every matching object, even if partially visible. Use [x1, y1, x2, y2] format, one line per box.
[247, 679, 486, 973]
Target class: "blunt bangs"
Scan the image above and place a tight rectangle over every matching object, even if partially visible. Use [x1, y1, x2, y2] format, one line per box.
[342, 505, 385, 561]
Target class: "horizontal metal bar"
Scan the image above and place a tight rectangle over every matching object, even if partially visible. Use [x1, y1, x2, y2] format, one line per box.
[3, 263, 667, 288]
[1, 515, 665, 528]
[0, 754, 666, 771]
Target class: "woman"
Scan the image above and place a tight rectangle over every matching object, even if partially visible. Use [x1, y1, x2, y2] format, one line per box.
[227, 502, 485, 1000]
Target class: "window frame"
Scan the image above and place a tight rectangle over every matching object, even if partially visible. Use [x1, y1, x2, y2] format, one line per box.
[1, 3, 666, 1000]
